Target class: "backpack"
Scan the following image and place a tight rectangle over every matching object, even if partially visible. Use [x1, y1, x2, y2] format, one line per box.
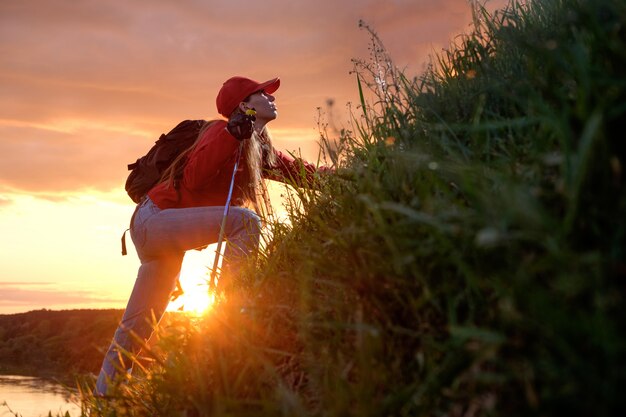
[121, 119, 213, 262]
[125, 119, 210, 203]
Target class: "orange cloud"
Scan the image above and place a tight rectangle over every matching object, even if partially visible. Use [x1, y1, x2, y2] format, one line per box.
[0, 0, 504, 194]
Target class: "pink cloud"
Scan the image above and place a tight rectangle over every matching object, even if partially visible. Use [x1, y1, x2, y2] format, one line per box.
[0, 282, 125, 307]
[0, 195, 12, 207]
[0, 0, 507, 194]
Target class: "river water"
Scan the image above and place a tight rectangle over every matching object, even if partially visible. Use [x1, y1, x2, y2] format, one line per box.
[0, 375, 82, 417]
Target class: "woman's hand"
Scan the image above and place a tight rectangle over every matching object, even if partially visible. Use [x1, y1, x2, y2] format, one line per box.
[227, 112, 256, 141]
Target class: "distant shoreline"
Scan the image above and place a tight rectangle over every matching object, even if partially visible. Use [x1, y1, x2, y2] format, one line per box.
[0, 307, 125, 317]
[0, 308, 125, 381]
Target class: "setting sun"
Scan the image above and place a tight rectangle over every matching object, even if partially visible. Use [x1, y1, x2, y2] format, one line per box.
[167, 247, 220, 315]
[171, 287, 216, 316]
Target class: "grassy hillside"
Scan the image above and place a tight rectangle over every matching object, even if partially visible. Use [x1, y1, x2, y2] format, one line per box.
[83, 0, 625, 415]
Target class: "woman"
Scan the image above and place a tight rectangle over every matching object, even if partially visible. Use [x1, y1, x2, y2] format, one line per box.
[95, 75, 326, 395]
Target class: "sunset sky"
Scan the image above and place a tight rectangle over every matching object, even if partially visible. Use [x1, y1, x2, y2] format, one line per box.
[0, 0, 506, 314]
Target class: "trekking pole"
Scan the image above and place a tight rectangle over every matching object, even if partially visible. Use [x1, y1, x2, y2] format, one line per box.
[209, 140, 244, 292]
[209, 109, 256, 292]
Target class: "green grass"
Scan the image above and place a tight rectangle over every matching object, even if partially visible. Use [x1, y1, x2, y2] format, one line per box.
[79, 0, 625, 415]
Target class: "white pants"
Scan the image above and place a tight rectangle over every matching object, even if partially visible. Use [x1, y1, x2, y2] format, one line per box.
[95, 198, 261, 395]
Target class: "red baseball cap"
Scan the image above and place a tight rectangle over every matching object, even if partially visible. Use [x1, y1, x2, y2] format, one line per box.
[216, 76, 280, 117]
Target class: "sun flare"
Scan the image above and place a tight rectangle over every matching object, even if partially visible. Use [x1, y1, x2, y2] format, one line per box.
[167, 248, 220, 315]
[172, 286, 216, 315]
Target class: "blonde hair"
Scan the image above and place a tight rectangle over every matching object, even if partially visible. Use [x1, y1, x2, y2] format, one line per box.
[240, 125, 277, 219]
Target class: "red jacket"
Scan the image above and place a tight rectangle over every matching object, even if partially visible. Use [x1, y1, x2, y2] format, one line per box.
[148, 120, 324, 209]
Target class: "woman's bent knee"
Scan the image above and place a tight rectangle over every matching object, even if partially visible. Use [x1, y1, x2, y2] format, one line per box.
[228, 207, 261, 235]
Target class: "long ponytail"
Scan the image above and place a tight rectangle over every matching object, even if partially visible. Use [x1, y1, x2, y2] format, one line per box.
[241, 127, 276, 217]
